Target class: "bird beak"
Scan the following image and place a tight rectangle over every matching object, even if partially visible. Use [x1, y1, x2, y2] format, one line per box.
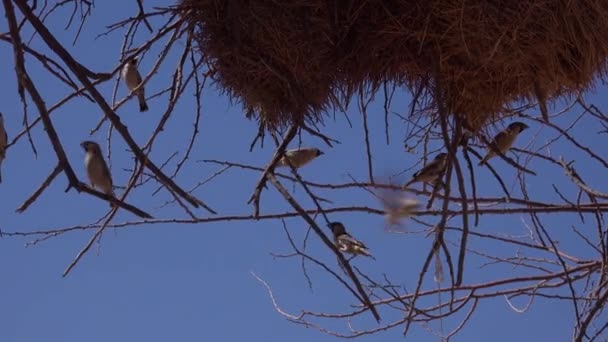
[318, 151, 325, 156]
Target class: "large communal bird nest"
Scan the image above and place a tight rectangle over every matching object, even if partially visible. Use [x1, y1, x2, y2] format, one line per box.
[179, 0, 608, 132]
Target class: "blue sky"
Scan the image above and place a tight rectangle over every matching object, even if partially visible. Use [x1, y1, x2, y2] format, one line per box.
[1, 1, 606, 341]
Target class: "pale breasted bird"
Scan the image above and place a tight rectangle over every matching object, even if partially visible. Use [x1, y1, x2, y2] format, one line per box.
[328, 222, 373, 258]
[404, 152, 448, 188]
[0, 112, 7, 183]
[81, 141, 115, 204]
[479, 122, 529, 165]
[277, 147, 324, 169]
[121, 57, 149, 112]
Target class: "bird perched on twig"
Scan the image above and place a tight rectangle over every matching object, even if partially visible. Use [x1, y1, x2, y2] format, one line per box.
[328, 222, 374, 259]
[404, 152, 448, 188]
[0, 113, 7, 183]
[121, 57, 149, 112]
[479, 122, 529, 165]
[277, 147, 324, 169]
[81, 141, 115, 206]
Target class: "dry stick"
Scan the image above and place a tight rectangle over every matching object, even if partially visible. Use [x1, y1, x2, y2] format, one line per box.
[167, 50, 205, 180]
[404, 64, 459, 336]
[560, 159, 608, 199]
[6, 4, 150, 219]
[452, 155, 469, 287]
[466, 147, 511, 199]
[535, 217, 582, 332]
[382, 81, 395, 145]
[560, 158, 608, 293]
[461, 148, 480, 226]
[14, 0, 213, 212]
[63, 206, 120, 277]
[135, 0, 153, 33]
[247, 125, 297, 217]
[278, 219, 364, 299]
[529, 115, 608, 169]
[94, 16, 183, 135]
[266, 173, 381, 323]
[8, 203, 608, 242]
[445, 118, 470, 287]
[7, 74, 108, 150]
[203, 159, 554, 207]
[80, 186, 153, 219]
[359, 89, 374, 183]
[16, 163, 62, 213]
[4, 0, 79, 188]
[300, 123, 339, 147]
[574, 279, 608, 341]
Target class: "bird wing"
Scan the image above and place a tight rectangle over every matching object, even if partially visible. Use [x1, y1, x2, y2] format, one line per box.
[0, 130, 7, 157]
[101, 159, 113, 187]
[489, 130, 508, 149]
[414, 158, 443, 178]
[134, 70, 143, 85]
[338, 233, 368, 249]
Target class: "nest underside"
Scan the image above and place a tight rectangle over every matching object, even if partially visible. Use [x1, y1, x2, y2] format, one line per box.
[180, 0, 608, 132]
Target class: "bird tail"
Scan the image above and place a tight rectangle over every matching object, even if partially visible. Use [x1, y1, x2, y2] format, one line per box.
[138, 94, 149, 112]
[107, 190, 118, 208]
[357, 247, 374, 259]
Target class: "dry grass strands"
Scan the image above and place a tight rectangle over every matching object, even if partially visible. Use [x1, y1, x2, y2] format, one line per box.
[179, 0, 608, 131]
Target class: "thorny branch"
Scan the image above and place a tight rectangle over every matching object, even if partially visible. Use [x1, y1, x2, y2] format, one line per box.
[2, 1, 608, 341]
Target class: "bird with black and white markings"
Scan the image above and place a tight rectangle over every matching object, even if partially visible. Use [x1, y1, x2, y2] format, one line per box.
[328, 222, 374, 259]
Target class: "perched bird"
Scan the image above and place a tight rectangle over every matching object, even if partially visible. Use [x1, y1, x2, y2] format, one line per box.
[479, 122, 529, 165]
[277, 147, 324, 169]
[328, 222, 373, 258]
[404, 152, 448, 188]
[81, 141, 115, 205]
[121, 57, 149, 112]
[0, 112, 7, 183]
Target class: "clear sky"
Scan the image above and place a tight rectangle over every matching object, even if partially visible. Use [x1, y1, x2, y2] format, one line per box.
[1, 1, 606, 341]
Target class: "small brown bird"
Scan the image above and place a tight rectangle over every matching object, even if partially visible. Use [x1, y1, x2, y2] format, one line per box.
[277, 147, 324, 168]
[479, 122, 529, 165]
[328, 222, 373, 258]
[81, 141, 115, 204]
[121, 57, 149, 112]
[404, 152, 448, 188]
[0, 112, 7, 183]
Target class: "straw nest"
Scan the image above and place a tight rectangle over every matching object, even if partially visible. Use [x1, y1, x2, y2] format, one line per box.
[179, 0, 608, 132]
